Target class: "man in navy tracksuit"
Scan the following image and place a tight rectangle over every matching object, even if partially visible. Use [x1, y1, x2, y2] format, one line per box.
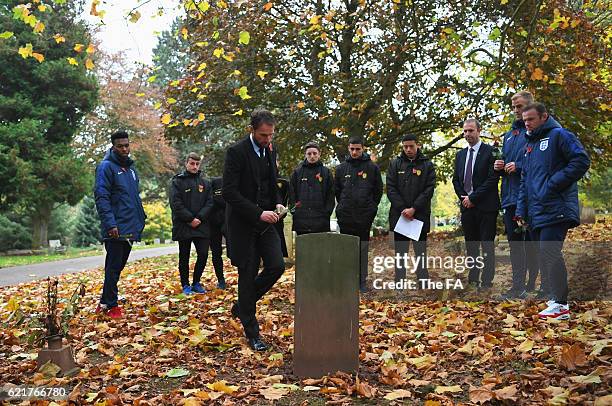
[494, 91, 540, 299]
[516, 103, 590, 320]
[94, 131, 146, 319]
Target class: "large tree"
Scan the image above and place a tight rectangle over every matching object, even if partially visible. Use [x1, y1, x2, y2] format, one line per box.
[159, 0, 610, 176]
[0, 0, 98, 247]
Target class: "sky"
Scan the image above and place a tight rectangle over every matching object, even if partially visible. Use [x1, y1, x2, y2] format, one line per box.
[81, 0, 181, 66]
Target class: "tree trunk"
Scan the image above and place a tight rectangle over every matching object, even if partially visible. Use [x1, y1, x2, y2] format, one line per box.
[32, 204, 52, 249]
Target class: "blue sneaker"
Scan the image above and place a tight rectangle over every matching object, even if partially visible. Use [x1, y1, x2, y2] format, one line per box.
[217, 279, 226, 290]
[192, 282, 206, 294]
[182, 285, 193, 295]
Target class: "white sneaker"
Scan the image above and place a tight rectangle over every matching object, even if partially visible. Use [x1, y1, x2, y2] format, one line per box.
[538, 302, 570, 320]
[546, 299, 555, 307]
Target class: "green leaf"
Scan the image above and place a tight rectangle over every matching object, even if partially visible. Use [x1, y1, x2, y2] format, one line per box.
[239, 31, 250, 45]
[166, 367, 190, 378]
[237, 86, 251, 100]
[488, 27, 501, 41]
[0, 31, 13, 39]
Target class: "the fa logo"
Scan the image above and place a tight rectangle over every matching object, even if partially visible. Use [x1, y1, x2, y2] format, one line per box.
[539, 139, 549, 151]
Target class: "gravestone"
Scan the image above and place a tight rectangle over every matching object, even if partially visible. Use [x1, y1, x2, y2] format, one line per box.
[294, 233, 359, 378]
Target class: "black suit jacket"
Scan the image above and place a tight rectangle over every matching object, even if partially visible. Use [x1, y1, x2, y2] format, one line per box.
[452, 143, 500, 212]
[222, 136, 281, 268]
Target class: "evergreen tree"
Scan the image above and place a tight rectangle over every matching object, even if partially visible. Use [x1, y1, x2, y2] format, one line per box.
[72, 195, 100, 247]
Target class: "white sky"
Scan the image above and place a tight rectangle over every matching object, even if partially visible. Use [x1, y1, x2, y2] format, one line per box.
[81, 0, 181, 66]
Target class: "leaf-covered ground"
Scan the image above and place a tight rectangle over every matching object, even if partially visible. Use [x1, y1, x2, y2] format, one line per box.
[1, 222, 610, 405]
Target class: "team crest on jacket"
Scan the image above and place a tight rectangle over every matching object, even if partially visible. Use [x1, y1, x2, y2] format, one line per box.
[539, 138, 549, 151]
[198, 184, 204, 193]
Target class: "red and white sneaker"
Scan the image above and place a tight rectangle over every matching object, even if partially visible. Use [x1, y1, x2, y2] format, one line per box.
[95, 304, 123, 319]
[95, 303, 108, 314]
[538, 302, 569, 320]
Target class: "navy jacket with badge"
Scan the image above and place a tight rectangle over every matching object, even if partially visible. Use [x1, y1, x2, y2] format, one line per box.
[169, 170, 214, 241]
[290, 160, 335, 233]
[94, 149, 146, 241]
[334, 153, 383, 229]
[516, 117, 590, 230]
[497, 119, 528, 209]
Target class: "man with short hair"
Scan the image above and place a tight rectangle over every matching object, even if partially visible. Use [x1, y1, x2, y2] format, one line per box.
[334, 137, 383, 293]
[517, 102, 590, 320]
[222, 108, 286, 351]
[290, 142, 335, 235]
[94, 130, 146, 319]
[169, 153, 214, 295]
[494, 91, 540, 300]
[452, 119, 500, 291]
[386, 134, 436, 285]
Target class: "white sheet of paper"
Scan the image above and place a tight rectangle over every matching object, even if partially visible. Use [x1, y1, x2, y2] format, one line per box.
[393, 217, 424, 241]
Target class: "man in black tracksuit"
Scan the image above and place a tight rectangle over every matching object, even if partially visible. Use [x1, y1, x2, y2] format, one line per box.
[386, 134, 436, 285]
[209, 177, 227, 289]
[169, 153, 214, 294]
[335, 137, 383, 293]
[290, 142, 335, 235]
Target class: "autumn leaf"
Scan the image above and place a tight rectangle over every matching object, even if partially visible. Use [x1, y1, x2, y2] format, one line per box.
[263, 2, 273, 11]
[206, 381, 238, 394]
[39, 361, 61, 378]
[128, 11, 141, 23]
[38, 4, 47, 12]
[469, 385, 494, 404]
[531, 68, 544, 81]
[6, 296, 19, 311]
[517, 339, 534, 353]
[67, 57, 78, 66]
[259, 386, 288, 400]
[238, 31, 250, 45]
[257, 70, 268, 79]
[74, 43, 84, 52]
[33, 21, 45, 33]
[161, 113, 171, 124]
[85, 59, 94, 70]
[86, 44, 95, 54]
[53, 34, 65, 43]
[236, 86, 251, 100]
[166, 367, 190, 378]
[0, 31, 14, 39]
[434, 385, 462, 394]
[197, 113, 205, 121]
[558, 344, 587, 371]
[384, 389, 411, 400]
[32, 52, 44, 63]
[494, 384, 518, 401]
[181, 27, 188, 39]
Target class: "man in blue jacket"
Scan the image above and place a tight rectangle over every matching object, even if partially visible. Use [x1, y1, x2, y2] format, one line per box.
[94, 131, 146, 319]
[516, 103, 590, 320]
[494, 91, 540, 299]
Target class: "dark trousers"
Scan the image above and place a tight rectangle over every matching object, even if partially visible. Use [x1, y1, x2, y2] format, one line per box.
[209, 223, 225, 282]
[274, 220, 288, 257]
[532, 222, 570, 303]
[394, 230, 429, 282]
[339, 223, 371, 290]
[503, 206, 540, 291]
[101, 240, 132, 308]
[177, 238, 210, 287]
[461, 208, 497, 287]
[237, 226, 285, 338]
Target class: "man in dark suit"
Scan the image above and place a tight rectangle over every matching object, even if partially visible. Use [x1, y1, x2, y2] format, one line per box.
[452, 119, 500, 290]
[222, 108, 286, 351]
[209, 177, 227, 289]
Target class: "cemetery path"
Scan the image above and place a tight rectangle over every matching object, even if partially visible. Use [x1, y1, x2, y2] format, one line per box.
[0, 245, 178, 287]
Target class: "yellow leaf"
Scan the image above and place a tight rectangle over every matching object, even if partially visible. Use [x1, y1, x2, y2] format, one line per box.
[86, 44, 95, 54]
[257, 70, 268, 79]
[32, 52, 44, 63]
[530, 68, 544, 81]
[38, 5, 47, 12]
[154, 102, 162, 109]
[501, 0, 508, 4]
[217, 0, 228, 8]
[90, 0, 101, 16]
[6, 296, 20, 312]
[206, 381, 239, 394]
[33, 21, 45, 33]
[181, 27, 188, 39]
[297, 102, 305, 109]
[309, 15, 320, 25]
[599, 104, 610, 112]
[18, 43, 33, 59]
[198, 113, 205, 121]
[213, 48, 224, 58]
[129, 11, 141, 23]
[170, 80, 180, 86]
[233, 109, 243, 116]
[85, 59, 94, 69]
[161, 114, 171, 124]
[167, 98, 177, 104]
[238, 31, 250, 45]
[183, 119, 192, 126]
[231, 70, 241, 76]
[236, 86, 251, 100]
[384, 389, 412, 401]
[135, 92, 145, 97]
[196, 62, 207, 71]
[0, 31, 14, 39]
[222, 53, 234, 62]
[263, 2, 273, 11]
[542, 54, 549, 62]
[335, 23, 344, 30]
[517, 339, 534, 353]
[74, 43, 84, 52]
[53, 34, 65, 43]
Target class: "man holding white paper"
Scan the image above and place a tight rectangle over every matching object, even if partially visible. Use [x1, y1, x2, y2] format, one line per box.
[386, 134, 436, 285]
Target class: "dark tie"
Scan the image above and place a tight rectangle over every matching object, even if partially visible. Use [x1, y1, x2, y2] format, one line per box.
[259, 147, 265, 159]
[464, 147, 474, 194]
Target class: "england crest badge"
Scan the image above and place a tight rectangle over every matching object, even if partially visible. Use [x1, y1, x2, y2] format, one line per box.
[539, 138, 549, 151]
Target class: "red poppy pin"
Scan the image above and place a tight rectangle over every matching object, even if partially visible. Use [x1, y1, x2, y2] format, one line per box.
[198, 184, 204, 193]
[526, 146, 533, 153]
[295, 201, 302, 208]
[315, 173, 323, 182]
[357, 171, 367, 179]
[412, 168, 422, 176]
[512, 129, 519, 136]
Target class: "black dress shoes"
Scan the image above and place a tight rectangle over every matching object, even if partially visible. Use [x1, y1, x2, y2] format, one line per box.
[231, 302, 240, 318]
[248, 336, 269, 351]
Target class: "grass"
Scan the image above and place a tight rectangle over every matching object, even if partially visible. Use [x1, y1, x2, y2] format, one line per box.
[0, 242, 176, 268]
